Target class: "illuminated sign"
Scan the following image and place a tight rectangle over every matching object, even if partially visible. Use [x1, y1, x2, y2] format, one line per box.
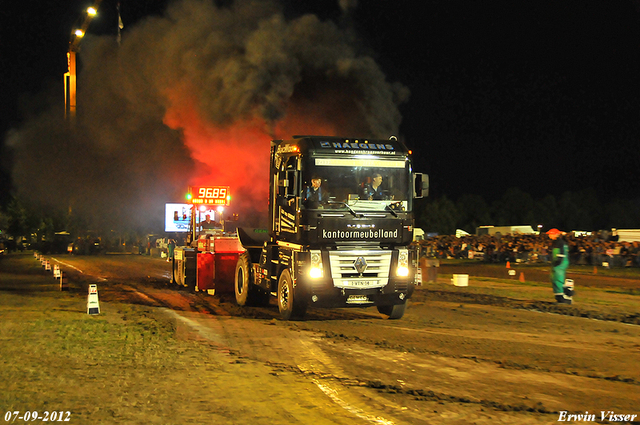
[188, 186, 230, 206]
[165, 203, 191, 232]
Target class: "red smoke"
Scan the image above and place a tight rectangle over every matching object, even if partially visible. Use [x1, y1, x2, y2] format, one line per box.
[163, 91, 338, 224]
[163, 95, 269, 217]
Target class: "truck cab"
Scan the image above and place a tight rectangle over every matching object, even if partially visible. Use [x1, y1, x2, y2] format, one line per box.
[235, 136, 428, 320]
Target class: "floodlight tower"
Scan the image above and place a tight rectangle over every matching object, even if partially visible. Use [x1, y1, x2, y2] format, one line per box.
[64, 1, 103, 123]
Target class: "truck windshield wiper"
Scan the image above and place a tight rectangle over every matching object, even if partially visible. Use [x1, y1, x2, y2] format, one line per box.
[385, 203, 398, 217]
[385, 201, 405, 217]
[327, 201, 359, 217]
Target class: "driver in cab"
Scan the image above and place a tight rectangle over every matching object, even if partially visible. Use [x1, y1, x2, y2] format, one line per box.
[363, 173, 390, 200]
[199, 215, 221, 232]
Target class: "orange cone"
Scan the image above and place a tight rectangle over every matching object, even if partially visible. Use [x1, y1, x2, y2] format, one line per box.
[506, 261, 510, 269]
[593, 266, 597, 275]
[519, 272, 525, 283]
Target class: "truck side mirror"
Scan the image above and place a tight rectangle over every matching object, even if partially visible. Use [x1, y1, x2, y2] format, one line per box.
[413, 173, 429, 198]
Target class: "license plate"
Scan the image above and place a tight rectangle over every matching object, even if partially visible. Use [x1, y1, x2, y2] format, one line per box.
[346, 295, 371, 304]
[349, 280, 374, 287]
[345, 280, 383, 289]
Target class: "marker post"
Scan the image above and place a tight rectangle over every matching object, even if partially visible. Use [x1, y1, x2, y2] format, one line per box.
[87, 284, 100, 315]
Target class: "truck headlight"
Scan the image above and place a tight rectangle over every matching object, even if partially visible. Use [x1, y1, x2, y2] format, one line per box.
[397, 249, 409, 277]
[309, 250, 323, 279]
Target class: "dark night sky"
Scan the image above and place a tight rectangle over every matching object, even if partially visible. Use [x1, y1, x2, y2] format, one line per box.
[2, 0, 640, 208]
[357, 1, 640, 202]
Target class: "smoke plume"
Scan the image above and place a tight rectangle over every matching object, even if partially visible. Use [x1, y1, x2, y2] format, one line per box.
[8, 0, 408, 234]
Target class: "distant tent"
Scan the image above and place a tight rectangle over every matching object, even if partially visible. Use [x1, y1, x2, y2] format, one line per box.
[456, 229, 471, 238]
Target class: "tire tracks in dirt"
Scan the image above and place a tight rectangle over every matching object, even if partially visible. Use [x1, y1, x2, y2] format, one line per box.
[41, 254, 640, 424]
[120, 283, 560, 423]
[118, 281, 409, 424]
[418, 289, 640, 325]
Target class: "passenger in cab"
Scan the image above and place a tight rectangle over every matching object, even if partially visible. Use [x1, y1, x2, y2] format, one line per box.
[303, 175, 327, 208]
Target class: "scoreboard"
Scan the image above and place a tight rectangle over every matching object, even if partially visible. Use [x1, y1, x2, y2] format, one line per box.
[188, 186, 230, 206]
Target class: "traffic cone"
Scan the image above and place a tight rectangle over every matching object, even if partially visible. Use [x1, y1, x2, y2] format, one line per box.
[593, 266, 597, 275]
[506, 261, 510, 269]
[519, 272, 525, 283]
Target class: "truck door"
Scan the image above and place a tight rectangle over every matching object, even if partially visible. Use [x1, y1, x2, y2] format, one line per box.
[275, 155, 299, 238]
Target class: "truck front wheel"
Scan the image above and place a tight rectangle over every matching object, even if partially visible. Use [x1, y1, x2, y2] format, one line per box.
[377, 303, 406, 319]
[277, 269, 307, 320]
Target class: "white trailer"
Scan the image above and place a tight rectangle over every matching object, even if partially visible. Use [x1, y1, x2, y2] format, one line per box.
[612, 229, 640, 242]
[476, 225, 536, 236]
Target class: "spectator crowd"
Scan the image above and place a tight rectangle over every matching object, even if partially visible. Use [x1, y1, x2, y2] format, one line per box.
[419, 232, 640, 268]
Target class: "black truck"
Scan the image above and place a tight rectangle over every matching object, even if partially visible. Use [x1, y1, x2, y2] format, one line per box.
[235, 136, 428, 320]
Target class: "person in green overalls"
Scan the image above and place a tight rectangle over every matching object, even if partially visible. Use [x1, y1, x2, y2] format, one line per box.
[547, 228, 571, 304]
[167, 238, 175, 263]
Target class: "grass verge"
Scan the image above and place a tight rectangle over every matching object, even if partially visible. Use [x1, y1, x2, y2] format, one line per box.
[0, 255, 237, 424]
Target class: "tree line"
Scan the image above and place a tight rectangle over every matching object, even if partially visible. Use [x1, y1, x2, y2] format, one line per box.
[0, 197, 142, 249]
[3, 187, 640, 244]
[415, 187, 640, 236]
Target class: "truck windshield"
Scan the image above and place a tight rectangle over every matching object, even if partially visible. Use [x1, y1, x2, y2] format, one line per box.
[302, 157, 411, 211]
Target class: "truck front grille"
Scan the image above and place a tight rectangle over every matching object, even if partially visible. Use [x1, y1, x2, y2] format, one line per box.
[328, 250, 392, 289]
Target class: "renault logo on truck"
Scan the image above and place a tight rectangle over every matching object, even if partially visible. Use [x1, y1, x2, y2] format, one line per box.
[354, 257, 367, 274]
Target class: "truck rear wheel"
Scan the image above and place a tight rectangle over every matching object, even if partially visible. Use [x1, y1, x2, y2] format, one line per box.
[235, 252, 269, 306]
[277, 269, 307, 320]
[377, 303, 406, 319]
[235, 252, 254, 306]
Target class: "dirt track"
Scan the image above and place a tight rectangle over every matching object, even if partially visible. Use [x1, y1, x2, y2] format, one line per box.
[440, 261, 640, 291]
[6, 253, 640, 424]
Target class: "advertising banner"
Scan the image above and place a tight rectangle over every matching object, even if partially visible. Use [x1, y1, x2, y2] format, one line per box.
[165, 203, 191, 232]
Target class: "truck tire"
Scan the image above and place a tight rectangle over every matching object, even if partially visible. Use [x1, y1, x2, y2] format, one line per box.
[235, 252, 253, 306]
[377, 303, 406, 319]
[235, 252, 269, 306]
[277, 269, 307, 320]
